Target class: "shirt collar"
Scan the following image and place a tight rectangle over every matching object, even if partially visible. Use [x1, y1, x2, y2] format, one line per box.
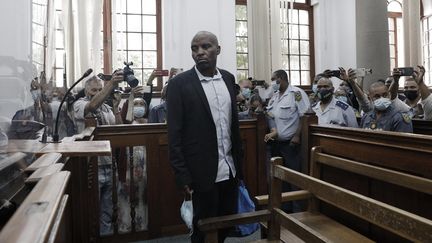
[195, 66, 222, 82]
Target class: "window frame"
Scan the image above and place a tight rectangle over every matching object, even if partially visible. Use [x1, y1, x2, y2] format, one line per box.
[235, 0, 249, 81]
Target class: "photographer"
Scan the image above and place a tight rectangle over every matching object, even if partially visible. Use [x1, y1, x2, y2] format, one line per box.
[412, 66, 432, 120]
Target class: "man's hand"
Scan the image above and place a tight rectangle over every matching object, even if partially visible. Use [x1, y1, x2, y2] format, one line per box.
[183, 185, 193, 200]
[264, 130, 277, 142]
[290, 134, 300, 146]
[339, 67, 349, 81]
[412, 65, 425, 85]
[110, 70, 124, 85]
[391, 68, 402, 83]
[131, 86, 145, 96]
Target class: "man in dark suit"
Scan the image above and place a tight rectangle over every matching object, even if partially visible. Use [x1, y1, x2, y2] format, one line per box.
[167, 31, 243, 243]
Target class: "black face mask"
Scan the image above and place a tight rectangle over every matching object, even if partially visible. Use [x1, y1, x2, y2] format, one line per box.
[317, 88, 334, 101]
[404, 90, 419, 101]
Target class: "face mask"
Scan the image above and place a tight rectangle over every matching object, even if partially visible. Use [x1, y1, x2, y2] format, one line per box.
[404, 90, 418, 101]
[335, 95, 348, 103]
[133, 106, 145, 118]
[180, 197, 194, 234]
[373, 97, 391, 111]
[271, 81, 280, 92]
[241, 88, 251, 99]
[312, 84, 318, 94]
[317, 88, 333, 101]
[31, 90, 41, 101]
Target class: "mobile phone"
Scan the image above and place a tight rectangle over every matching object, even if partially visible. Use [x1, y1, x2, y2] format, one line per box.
[252, 80, 265, 86]
[153, 69, 169, 77]
[394, 67, 414, 76]
[355, 68, 372, 77]
[97, 73, 112, 81]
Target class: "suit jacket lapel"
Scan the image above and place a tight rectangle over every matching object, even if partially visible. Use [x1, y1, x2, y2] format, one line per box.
[189, 68, 213, 119]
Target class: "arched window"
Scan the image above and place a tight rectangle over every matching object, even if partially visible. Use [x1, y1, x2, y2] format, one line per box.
[387, 0, 404, 72]
[235, 0, 249, 81]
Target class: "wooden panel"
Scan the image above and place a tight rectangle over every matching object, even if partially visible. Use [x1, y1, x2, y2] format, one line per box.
[0, 139, 48, 153]
[37, 141, 112, 157]
[25, 153, 62, 173]
[25, 163, 65, 185]
[0, 171, 71, 243]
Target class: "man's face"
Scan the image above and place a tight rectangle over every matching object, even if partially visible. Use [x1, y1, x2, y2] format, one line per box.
[404, 80, 419, 92]
[191, 34, 220, 72]
[369, 85, 389, 101]
[250, 100, 261, 111]
[86, 80, 103, 99]
[316, 78, 333, 91]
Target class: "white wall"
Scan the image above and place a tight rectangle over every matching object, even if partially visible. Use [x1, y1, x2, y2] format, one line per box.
[0, 0, 32, 122]
[162, 0, 237, 75]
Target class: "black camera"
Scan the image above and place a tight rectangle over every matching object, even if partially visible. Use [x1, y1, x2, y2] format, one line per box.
[327, 70, 341, 78]
[252, 80, 266, 86]
[97, 61, 139, 88]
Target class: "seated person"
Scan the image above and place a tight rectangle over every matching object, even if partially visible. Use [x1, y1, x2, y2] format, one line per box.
[148, 84, 168, 123]
[312, 77, 358, 127]
[238, 94, 264, 120]
[360, 81, 412, 132]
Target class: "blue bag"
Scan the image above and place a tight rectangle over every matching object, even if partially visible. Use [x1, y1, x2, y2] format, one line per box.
[233, 180, 259, 236]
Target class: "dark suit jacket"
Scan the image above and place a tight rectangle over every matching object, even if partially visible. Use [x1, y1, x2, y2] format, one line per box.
[167, 67, 243, 192]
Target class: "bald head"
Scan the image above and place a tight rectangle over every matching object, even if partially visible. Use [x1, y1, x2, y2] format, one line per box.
[191, 31, 220, 76]
[369, 81, 389, 101]
[191, 31, 219, 46]
[317, 77, 333, 88]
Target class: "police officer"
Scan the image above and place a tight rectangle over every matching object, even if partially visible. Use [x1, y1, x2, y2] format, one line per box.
[312, 77, 358, 127]
[360, 81, 413, 132]
[264, 69, 309, 212]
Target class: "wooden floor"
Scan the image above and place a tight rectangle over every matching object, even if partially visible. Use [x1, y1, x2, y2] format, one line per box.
[133, 229, 261, 243]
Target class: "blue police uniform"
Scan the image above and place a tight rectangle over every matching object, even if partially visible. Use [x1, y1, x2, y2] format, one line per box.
[312, 97, 358, 127]
[360, 104, 413, 133]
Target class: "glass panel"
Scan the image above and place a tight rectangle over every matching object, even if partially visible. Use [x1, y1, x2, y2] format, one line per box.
[288, 10, 299, 24]
[299, 10, 309, 25]
[55, 50, 64, 68]
[290, 56, 300, 70]
[390, 58, 396, 69]
[127, 33, 142, 50]
[128, 51, 143, 68]
[280, 7, 287, 24]
[236, 54, 248, 69]
[300, 56, 310, 70]
[281, 55, 289, 69]
[115, 14, 126, 32]
[142, 0, 156, 15]
[290, 71, 300, 85]
[55, 69, 64, 87]
[32, 43, 44, 63]
[387, 1, 402, 12]
[236, 37, 248, 53]
[236, 21, 248, 36]
[114, 0, 126, 14]
[300, 40, 309, 54]
[142, 16, 156, 32]
[290, 40, 299, 54]
[114, 51, 127, 69]
[299, 25, 309, 40]
[237, 70, 248, 81]
[389, 31, 395, 44]
[32, 24, 44, 44]
[301, 71, 310, 85]
[56, 31, 64, 49]
[143, 33, 157, 50]
[55, 11, 63, 29]
[236, 5, 247, 21]
[294, 0, 306, 3]
[127, 0, 141, 14]
[116, 32, 127, 50]
[280, 24, 288, 38]
[388, 18, 394, 31]
[390, 45, 395, 58]
[143, 51, 157, 68]
[289, 24, 299, 39]
[54, 0, 62, 10]
[281, 39, 289, 54]
[127, 15, 142, 32]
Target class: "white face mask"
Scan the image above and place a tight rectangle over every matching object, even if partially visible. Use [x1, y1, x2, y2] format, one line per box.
[133, 106, 146, 118]
[335, 95, 348, 103]
[271, 81, 280, 92]
[312, 84, 318, 94]
[373, 97, 391, 111]
[180, 197, 193, 235]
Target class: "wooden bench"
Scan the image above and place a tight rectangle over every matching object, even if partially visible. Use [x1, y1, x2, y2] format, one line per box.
[198, 153, 432, 243]
[0, 171, 71, 243]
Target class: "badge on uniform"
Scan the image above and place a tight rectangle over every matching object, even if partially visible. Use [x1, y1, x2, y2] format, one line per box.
[402, 113, 411, 124]
[294, 91, 302, 102]
[370, 122, 377, 130]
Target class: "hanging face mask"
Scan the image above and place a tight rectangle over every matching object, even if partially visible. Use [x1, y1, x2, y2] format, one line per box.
[335, 95, 348, 103]
[317, 88, 334, 101]
[241, 88, 251, 99]
[404, 90, 419, 101]
[133, 106, 146, 118]
[373, 97, 391, 111]
[312, 84, 318, 94]
[271, 81, 280, 92]
[180, 196, 194, 235]
[31, 89, 41, 101]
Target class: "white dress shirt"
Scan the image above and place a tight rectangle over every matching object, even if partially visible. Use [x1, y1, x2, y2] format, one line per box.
[195, 67, 236, 182]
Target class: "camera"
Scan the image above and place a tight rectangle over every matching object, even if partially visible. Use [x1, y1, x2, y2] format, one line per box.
[327, 70, 341, 78]
[355, 68, 372, 77]
[394, 67, 414, 76]
[97, 62, 139, 88]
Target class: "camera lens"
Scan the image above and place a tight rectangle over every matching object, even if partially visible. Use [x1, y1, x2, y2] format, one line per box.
[125, 74, 138, 88]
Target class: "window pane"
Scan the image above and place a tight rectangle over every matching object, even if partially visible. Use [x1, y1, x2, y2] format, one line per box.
[236, 37, 248, 53]
[127, 15, 142, 32]
[142, 15, 156, 32]
[387, 1, 402, 12]
[281, 55, 289, 68]
[56, 31, 64, 49]
[142, 0, 156, 15]
[128, 51, 143, 68]
[288, 10, 299, 24]
[127, 33, 142, 50]
[114, 0, 126, 13]
[281, 39, 289, 54]
[32, 24, 44, 44]
[299, 10, 308, 25]
[114, 51, 127, 68]
[301, 71, 310, 84]
[236, 54, 248, 69]
[290, 71, 300, 85]
[132, 69, 143, 84]
[236, 21, 248, 36]
[390, 45, 395, 57]
[55, 50, 64, 68]
[290, 56, 300, 70]
[300, 40, 309, 54]
[390, 58, 396, 69]
[289, 24, 299, 39]
[236, 5, 247, 20]
[143, 33, 157, 50]
[389, 31, 395, 44]
[290, 40, 299, 54]
[115, 14, 126, 32]
[294, 0, 306, 3]
[55, 69, 64, 86]
[32, 43, 44, 63]
[280, 24, 288, 38]
[237, 70, 248, 80]
[116, 32, 126, 50]
[143, 51, 157, 68]
[300, 56, 310, 70]
[127, 0, 141, 14]
[299, 25, 309, 40]
[388, 18, 394, 31]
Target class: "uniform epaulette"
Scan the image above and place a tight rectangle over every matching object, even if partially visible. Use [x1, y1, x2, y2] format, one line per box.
[294, 91, 302, 101]
[335, 100, 348, 110]
[401, 112, 412, 124]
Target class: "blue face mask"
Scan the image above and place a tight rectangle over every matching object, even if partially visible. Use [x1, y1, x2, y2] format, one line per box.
[31, 89, 41, 101]
[312, 84, 318, 94]
[373, 97, 391, 111]
[241, 88, 251, 99]
[133, 106, 146, 118]
[335, 95, 348, 103]
[271, 81, 280, 92]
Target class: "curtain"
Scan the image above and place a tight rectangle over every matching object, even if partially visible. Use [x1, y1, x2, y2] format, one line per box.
[62, 0, 103, 88]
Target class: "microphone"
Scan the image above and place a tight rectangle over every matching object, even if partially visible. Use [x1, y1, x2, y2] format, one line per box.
[51, 68, 93, 143]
